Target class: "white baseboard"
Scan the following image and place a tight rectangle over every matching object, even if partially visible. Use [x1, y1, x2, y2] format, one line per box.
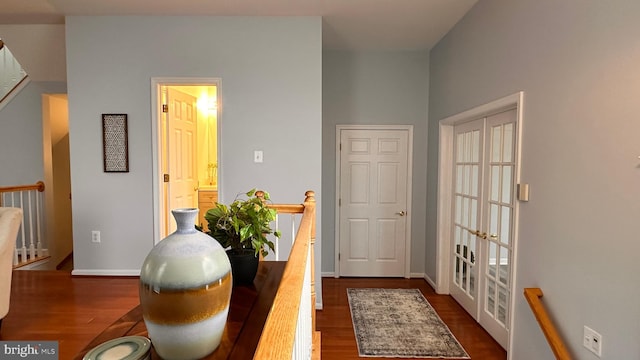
[424, 274, 437, 290]
[323, 271, 432, 280]
[71, 269, 140, 276]
[409, 272, 438, 290]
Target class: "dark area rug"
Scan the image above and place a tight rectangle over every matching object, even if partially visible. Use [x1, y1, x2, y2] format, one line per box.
[347, 288, 470, 358]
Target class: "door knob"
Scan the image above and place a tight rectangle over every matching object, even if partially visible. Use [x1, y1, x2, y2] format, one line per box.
[467, 229, 487, 239]
[396, 211, 406, 216]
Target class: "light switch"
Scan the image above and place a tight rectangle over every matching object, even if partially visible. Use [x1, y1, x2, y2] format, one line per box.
[254, 150, 263, 163]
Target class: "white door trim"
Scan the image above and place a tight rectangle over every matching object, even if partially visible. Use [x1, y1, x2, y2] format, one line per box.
[435, 92, 523, 356]
[335, 124, 413, 278]
[150, 77, 222, 246]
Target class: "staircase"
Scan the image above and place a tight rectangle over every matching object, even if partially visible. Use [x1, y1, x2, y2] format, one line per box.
[0, 182, 50, 269]
[0, 38, 30, 109]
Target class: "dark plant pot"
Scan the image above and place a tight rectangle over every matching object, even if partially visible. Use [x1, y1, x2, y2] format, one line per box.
[226, 249, 259, 285]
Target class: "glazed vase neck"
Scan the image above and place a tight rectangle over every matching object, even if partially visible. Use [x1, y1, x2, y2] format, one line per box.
[171, 208, 199, 234]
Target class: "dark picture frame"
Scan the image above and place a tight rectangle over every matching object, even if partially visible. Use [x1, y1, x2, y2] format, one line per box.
[102, 114, 129, 172]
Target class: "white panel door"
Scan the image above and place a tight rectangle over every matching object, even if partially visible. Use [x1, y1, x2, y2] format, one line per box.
[167, 88, 198, 234]
[450, 109, 518, 349]
[338, 128, 410, 277]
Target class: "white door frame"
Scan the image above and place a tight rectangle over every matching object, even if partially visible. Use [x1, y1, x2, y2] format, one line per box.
[436, 92, 523, 355]
[150, 77, 222, 245]
[334, 124, 413, 278]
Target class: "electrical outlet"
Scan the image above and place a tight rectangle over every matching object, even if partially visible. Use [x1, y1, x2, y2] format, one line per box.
[91, 230, 101, 243]
[583, 326, 602, 357]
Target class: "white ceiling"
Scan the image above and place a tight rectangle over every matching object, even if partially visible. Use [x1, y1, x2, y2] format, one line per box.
[0, 0, 477, 50]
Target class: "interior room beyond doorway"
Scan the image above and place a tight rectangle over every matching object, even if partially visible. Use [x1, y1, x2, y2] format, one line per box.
[160, 84, 218, 237]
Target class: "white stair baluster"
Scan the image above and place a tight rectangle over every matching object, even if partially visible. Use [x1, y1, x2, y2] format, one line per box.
[36, 190, 43, 257]
[19, 192, 27, 264]
[275, 214, 279, 261]
[28, 191, 35, 260]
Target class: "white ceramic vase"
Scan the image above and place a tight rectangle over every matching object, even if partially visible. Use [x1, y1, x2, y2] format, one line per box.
[139, 208, 232, 360]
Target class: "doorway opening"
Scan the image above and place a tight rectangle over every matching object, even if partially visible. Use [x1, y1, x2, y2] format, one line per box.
[42, 93, 73, 270]
[436, 92, 523, 353]
[151, 78, 220, 243]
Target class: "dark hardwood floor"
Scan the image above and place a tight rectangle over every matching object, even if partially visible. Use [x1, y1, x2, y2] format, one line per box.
[318, 277, 506, 359]
[1, 271, 141, 360]
[1, 271, 506, 360]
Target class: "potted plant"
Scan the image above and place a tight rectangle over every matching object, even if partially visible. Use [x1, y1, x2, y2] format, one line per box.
[204, 189, 281, 284]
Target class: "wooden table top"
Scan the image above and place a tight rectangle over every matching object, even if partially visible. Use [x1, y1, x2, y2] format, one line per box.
[74, 261, 286, 360]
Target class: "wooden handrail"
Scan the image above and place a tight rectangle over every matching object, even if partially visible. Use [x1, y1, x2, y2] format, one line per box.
[0, 75, 29, 104]
[1, 181, 49, 268]
[254, 191, 317, 359]
[0, 181, 45, 207]
[255, 190, 304, 214]
[524, 288, 572, 360]
[0, 181, 45, 194]
[269, 203, 305, 214]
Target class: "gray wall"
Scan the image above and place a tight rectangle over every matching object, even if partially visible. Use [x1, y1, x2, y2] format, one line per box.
[0, 81, 67, 186]
[322, 50, 429, 275]
[429, 0, 640, 358]
[65, 16, 322, 302]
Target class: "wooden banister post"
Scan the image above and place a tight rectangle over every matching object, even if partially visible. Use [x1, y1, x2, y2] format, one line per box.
[253, 190, 266, 261]
[304, 191, 317, 332]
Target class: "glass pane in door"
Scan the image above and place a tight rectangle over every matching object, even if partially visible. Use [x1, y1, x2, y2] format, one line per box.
[452, 126, 482, 302]
[483, 120, 516, 331]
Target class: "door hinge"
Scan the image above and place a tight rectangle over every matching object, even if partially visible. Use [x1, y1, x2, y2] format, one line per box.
[339, 198, 341, 206]
[338, 253, 341, 261]
[162, 104, 168, 113]
[339, 143, 342, 151]
[163, 174, 170, 182]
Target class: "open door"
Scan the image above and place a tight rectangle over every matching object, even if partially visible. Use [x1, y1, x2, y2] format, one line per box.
[164, 87, 198, 234]
[152, 79, 220, 242]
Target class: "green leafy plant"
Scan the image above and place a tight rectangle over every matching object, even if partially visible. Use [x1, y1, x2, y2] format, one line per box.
[204, 189, 281, 257]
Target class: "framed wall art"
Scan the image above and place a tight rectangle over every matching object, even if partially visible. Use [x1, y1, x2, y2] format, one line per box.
[102, 114, 129, 172]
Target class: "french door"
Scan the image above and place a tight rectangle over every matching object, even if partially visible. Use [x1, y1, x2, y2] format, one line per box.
[450, 119, 483, 315]
[450, 108, 518, 348]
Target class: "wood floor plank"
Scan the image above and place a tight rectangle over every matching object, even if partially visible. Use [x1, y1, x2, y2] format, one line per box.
[316, 277, 507, 360]
[1, 271, 140, 360]
[2, 271, 506, 359]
